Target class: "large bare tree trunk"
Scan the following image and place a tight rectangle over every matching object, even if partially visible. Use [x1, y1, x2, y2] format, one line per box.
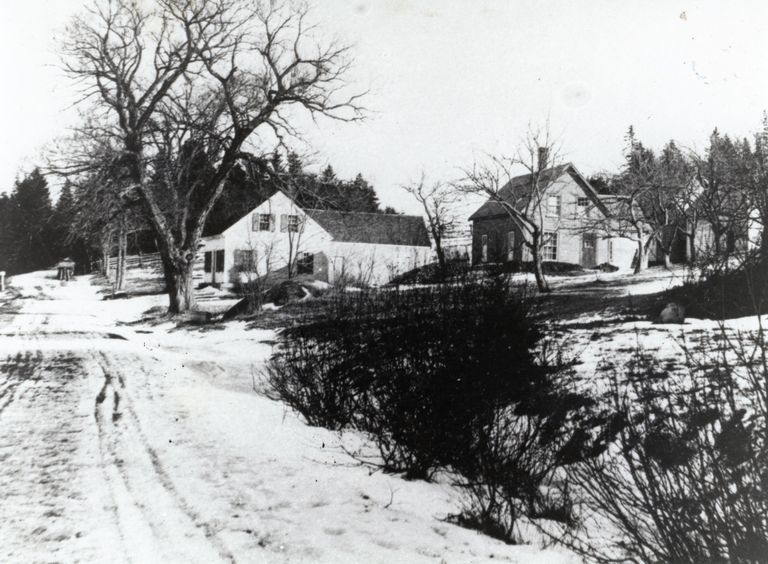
[162, 252, 197, 314]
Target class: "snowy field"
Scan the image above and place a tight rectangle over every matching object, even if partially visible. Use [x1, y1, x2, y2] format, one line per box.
[1, 266, 762, 563]
[0, 270, 578, 563]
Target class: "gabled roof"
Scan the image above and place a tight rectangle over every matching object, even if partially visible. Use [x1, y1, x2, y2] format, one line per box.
[205, 189, 431, 247]
[304, 209, 431, 247]
[468, 163, 607, 221]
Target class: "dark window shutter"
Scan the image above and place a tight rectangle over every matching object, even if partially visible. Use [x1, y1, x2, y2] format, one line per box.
[215, 250, 225, 273]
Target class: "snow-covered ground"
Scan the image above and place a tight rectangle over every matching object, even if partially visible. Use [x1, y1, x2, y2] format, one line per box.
[0, 270, 576, 563]
[542, 265, 768, 395]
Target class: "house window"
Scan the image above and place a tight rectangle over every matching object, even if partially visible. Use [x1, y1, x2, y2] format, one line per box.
[542, 231, 558, 261]
[507, 231, 515, 261]
[297, 252, 314, 275]
[281, 214, 301, 233]
[481, 234, 489, 263]
[253, 213, 273, 232]
[577, 197, 590, 215]
[608, 240, 614, 263]
[234, 249, 256, 271]
[546, 195, 562, 218]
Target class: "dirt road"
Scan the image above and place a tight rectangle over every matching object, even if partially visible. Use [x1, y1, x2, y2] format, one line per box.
[0, 276, 234, 563]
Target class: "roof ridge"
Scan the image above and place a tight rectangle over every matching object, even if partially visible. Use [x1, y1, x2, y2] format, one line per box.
[508, 161, 572, 182]
[303, 208, 421, 219]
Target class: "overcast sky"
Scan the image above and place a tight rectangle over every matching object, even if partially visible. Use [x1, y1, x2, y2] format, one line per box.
[2, 1, 768, 214]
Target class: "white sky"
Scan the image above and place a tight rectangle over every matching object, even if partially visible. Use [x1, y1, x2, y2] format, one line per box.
[2, 1, 768, 214]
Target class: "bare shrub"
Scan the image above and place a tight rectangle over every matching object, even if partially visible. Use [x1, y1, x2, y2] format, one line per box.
[264, 336, 360, 430]
[556, 338, 768, 563]
[265, 279, 595, 539]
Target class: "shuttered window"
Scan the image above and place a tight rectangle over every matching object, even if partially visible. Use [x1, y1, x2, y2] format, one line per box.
[253, 213, 274, 232]
[280, 214, 301, 232]
[234, 250, 256, 270]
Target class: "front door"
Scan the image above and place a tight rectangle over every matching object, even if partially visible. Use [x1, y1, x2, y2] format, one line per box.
[581, 233, 596, 268]
[214, 250, 225, 285]
[204, 250, 225, 284]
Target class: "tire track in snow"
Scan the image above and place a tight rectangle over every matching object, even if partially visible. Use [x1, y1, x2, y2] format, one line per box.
[93, 351, 236, 564]
[0, 350, 124, 563]
[0, 352, 43, 416]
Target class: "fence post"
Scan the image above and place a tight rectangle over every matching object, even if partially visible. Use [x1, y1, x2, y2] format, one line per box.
[0, 271, 5, 292]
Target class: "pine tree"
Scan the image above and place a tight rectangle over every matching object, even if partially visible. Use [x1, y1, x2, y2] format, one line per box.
[8, 169, 55, 273]
[349, 173, 381, 212]
[0, 193, 16, 272]
[50, 182, 76, 260]
[320, 165, 337, 184]
[286, 152, 303, 177]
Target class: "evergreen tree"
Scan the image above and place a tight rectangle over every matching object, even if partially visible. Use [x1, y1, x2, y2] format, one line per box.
[696, 130, 751, 254]
[10, 169, 55, 273]
[0, 193, 16, 272]
[320, 164, 337, 183]
[286, 152, 303, 177]
[50, 182, 76, 259]
[348, 173, 381, 212]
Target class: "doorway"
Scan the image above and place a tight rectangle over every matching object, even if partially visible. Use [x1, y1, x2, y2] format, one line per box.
[581, 233, 596, 268]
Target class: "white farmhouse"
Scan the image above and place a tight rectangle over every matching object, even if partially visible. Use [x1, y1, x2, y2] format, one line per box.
[198, 190, 433, 287]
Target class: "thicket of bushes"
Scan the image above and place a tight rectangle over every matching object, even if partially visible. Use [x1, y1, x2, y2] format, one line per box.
[659, 251, 767, 319]
[265, 279, 597, 540]
[266, 268, 768, 557]
[553, 336, 768, 563]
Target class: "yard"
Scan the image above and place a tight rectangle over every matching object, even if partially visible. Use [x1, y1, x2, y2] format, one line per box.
[0, 264, 761, 562]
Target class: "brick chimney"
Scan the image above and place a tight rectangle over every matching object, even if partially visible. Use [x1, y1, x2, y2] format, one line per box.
[538, 147, 549, 171]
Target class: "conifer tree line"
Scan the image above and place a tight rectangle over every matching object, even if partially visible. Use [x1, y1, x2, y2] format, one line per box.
[0, 170, 88, 275]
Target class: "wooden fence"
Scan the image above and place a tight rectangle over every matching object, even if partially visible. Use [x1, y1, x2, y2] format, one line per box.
[106, 252, 163, 271]
[98, 251, 206, 285]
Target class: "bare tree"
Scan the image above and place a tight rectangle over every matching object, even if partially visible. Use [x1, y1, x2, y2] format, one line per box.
[671, 174, 702, 263]
[692, 131, 752, 260]
[67, 148, 146, 290]
[585, 133, 690, 273]
[457, 125, 563, 293]
[403, 174, 456, 274]
[61, 0, 364, 313]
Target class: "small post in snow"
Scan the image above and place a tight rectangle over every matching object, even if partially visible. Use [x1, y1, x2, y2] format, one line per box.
[0, 271, 5, 292]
